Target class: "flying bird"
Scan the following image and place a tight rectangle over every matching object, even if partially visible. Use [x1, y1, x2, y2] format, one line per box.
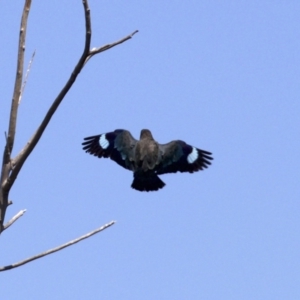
[82, 129, 213, 192]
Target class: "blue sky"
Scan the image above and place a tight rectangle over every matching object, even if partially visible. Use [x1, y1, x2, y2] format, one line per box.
[1, 1, 300, 299]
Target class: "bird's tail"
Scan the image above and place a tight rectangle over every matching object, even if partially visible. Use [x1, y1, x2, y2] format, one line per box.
[131, 171, 165, 192]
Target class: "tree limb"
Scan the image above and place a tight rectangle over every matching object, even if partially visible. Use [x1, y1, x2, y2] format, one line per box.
[4, 1, 138, 193]
[2, 0, 91, 193]
[0, 0, 32, 229]
[5, 0, 31, 163]
[0, 220, 115, 272]
[0, 0, 137, 232]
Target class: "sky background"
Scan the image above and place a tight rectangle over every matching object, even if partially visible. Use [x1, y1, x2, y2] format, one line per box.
[1, 0, 300, 299]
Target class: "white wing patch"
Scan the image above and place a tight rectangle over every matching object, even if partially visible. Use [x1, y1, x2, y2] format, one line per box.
[99, 134, 109, 149]
[187, 147, 198, 164]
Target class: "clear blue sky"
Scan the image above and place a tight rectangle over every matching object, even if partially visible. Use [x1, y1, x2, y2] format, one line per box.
[1, 1, 300, 299]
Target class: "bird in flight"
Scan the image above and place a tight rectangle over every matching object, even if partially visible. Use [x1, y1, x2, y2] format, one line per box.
[82, 129, 213, 192]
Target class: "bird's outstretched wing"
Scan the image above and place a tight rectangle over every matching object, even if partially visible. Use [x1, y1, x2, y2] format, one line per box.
[156, 140, 213, 175]
[82, 129, 137, 171]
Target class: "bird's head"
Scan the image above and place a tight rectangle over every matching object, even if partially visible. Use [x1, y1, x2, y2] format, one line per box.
[140, 129, 153, 140]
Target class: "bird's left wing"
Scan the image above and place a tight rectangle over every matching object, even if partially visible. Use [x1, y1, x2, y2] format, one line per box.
[82, 129, 137, 171]
[156, 140, 213, 175]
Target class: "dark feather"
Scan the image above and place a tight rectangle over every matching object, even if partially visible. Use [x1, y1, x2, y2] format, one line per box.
[157, 140, 213, 174]
[82, 129, 137, 171]
[131, 171, 165, 192]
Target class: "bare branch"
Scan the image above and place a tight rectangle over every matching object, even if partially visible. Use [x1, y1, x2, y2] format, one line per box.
[19, 50, 36, 104]
[0, 0, 32, 229]
[4, 0, 31, 165]
[85, 30, 139, 65]
[3, 209, 26, 231]
[0, 0, 138, 231]
[0, 220, 115, 272]
[6, 1, 137, 193]
[3, 0, 92, 193]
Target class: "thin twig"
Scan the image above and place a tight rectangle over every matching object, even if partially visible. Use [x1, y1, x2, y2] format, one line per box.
[0, 220, 115, 272]
[19, 50, 36, 104]
[3, 209, 26, 231]
[84, 30, 139, 65]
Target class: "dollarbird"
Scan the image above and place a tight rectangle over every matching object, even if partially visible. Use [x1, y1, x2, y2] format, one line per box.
[82, 129, 213, 192]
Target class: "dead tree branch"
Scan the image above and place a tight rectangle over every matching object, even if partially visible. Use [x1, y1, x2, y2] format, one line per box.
[0, 221, 115, 271]
[2, 0, 92, 195]
[0, 0, 32, 231]
[0, 0, 138, 233]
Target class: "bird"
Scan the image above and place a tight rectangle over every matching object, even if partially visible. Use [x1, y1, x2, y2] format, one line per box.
[82, 129, 213, 192]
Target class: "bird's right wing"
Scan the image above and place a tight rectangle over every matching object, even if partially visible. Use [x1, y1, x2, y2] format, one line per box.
[157, 140, 213, 175]
[82, 129, 137, 171]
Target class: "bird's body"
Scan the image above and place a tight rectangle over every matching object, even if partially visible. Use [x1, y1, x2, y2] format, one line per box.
[135, 129, 159, 171]
[82, 129, 213, 192]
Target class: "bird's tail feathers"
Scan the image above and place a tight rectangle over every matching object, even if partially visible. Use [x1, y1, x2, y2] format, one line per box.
[131, 172, 165, 192]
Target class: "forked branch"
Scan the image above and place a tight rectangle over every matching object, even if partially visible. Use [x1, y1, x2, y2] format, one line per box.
[0, 0, 138, 232]
[2, 0, 92, 193]
[4, 0, 138, 192]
